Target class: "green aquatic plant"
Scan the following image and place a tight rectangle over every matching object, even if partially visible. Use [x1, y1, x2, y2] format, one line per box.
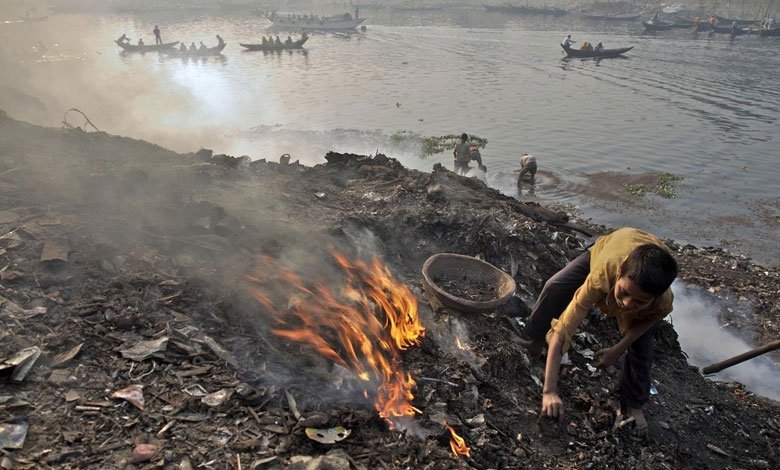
[625, 184, 651, 197]
[421, 134, 488, 157]
[624, 173, 683, 199]
[387, 131, 488, 157]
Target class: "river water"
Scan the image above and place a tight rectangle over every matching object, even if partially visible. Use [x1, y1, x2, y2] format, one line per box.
[2, 7, 779, 266]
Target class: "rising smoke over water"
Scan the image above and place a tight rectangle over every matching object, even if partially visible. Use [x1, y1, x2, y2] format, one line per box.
[670, 282, 780, 402]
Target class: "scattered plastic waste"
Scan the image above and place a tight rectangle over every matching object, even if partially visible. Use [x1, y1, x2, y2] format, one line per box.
[183, 384, 209, 397]
[305, 426, 351, 444]
[111, 384, 145, 410]
[0, 346, 41, 382]
[0, 418, 28, 450]
[120, 337, 168, 361]
[201, 388, 232, 407]
[52, 343, 83, 367]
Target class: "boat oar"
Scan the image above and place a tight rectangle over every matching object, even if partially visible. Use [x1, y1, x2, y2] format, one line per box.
[701, 338, 780, 374]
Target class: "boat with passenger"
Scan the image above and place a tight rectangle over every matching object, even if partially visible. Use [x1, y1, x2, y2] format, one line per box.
[159, 42, 227, 57]
[561, 43, 632, 58]
[240, 36, 309, 51]
[115, 40, 179, 52]
[268, 12, 365, 31]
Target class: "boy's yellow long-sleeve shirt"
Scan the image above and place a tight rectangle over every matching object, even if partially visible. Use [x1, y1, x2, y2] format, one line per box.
[546, 228, 674, 353]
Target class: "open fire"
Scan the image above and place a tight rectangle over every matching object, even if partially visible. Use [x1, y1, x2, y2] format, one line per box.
[245, 250, 425, 429]
[443, 421, 471, 458]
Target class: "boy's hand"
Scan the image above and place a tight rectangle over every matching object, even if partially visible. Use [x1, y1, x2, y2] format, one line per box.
[593, 346, 621, 368]
[541, 392, 564, 423]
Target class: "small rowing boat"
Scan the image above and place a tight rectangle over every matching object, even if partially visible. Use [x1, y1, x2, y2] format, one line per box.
[240, 36, 308, 51]
[115, 40, 179, 52]
[641, 20, 696, 32]
[159, 42, 227, 57]
[582, 13, 641, 21]
[709, 23, 749, 35]
[269, 15, 365, 31]
[561, 43, 633, 58]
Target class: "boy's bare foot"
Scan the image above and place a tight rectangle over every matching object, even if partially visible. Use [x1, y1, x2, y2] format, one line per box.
[515, 338, 544, 359]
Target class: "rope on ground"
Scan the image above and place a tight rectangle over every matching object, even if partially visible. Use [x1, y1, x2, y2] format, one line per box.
[62, 108, 99, 132]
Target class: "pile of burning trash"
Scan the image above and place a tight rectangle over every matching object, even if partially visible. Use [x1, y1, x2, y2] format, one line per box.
[0, 112, 777, 469]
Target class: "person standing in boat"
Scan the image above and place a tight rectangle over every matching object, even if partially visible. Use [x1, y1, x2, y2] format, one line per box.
[562, 34, 576, 48]
[153, 25, 162, 45]
[453, 133, 472, 176]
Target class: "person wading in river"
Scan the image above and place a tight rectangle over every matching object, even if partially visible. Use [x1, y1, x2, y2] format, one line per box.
[516, 227, 679, 442]
[453, 133, 472, 176]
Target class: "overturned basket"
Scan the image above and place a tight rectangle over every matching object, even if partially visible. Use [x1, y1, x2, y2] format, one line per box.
[421, 253, 516, 313]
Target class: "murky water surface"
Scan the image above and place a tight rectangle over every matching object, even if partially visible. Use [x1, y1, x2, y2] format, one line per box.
[3, 8, 779, 265]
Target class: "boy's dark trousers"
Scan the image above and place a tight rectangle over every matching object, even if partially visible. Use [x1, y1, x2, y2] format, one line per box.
[524, 251, 656, 409]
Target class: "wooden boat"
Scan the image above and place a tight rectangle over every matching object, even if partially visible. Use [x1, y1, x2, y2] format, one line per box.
[390, 5, 445, 12]
[582, 13, 641, 21]
[561, 43, 633, 58]
[115, 40, 179, 52]
[269, 15, 365, 31]
[715, 15, 760, 26]
[758, 28, 780, 37]
[641, 20, 696, 32]
[159, 43, 227, 57]
[240, 36, 308, 51]
[710, 23, 748, 35]
[484, 5, 567, 16]
[19, 15, 49, 22]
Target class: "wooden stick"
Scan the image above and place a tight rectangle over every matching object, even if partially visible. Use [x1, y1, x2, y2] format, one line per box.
[702, 339, 780, 374]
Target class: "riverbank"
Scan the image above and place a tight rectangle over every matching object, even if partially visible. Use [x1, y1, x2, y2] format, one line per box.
[0, 111, 777, 469]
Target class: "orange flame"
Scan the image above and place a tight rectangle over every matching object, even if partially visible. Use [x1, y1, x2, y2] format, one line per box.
[245, 250, 425, 428]
[443, 421, 471, 458]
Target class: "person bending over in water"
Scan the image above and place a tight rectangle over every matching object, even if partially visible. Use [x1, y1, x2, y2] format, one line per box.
[517, 153, 537, 184]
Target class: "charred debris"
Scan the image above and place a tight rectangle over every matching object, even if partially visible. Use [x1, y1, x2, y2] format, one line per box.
[0, 112, 778, 469]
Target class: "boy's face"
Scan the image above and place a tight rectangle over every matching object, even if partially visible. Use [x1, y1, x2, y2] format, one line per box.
[614, 276, 655, 313]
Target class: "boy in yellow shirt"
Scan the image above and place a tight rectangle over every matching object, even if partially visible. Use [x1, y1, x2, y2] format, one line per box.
[518, 227, 678, 441]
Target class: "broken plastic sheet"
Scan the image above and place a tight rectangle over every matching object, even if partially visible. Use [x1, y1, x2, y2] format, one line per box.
[0, 418, 28, 450]
[0, 346, 41, 382]
[119, 337, 168, 361]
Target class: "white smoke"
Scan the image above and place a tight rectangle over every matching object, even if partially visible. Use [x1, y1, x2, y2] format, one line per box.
[670, 282, 780, 402]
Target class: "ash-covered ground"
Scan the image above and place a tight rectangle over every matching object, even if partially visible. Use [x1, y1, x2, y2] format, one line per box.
[0, 111, 777, 469]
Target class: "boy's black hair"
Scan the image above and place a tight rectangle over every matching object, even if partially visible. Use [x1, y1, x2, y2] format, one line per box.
[620, 244, 678, 296]
[460, 133, 468, 141]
